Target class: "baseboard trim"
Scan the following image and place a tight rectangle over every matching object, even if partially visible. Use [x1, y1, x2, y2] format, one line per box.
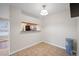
[10, 41, 42, 55]
[44, 41, 66, 50]
[10, 41, 66, 55]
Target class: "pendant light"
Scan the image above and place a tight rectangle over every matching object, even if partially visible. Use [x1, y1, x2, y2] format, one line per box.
[40, 5, 48, 16]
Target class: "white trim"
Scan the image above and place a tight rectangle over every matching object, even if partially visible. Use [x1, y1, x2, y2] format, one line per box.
[10, 41, 42, 55]
[44, 41, 66, 50]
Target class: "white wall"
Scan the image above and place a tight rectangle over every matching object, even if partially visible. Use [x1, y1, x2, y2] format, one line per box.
[72, 17, 79, 56]
[0, 4, 9, 19]
[42, 4, 77, 49]
[77, 18, 79, 55]
[71, 17, 79, 56]
[10, 6, 41, 53]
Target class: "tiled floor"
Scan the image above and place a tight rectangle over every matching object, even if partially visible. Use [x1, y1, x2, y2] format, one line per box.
[12, 42, 68, 56]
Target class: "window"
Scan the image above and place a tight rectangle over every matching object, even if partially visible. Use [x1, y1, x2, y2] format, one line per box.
[21, 22, 40, 31]
[0, 20, 9, 36]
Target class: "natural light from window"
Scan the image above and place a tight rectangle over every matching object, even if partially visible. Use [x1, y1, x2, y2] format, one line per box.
[0, 20, 9, 36]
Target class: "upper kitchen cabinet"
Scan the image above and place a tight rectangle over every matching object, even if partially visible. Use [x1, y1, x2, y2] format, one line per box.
[0, 4, 9, 19]
[70, 3, 79, 18]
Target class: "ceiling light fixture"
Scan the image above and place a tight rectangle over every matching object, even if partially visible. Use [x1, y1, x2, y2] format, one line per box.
[40, 5, 48, 16]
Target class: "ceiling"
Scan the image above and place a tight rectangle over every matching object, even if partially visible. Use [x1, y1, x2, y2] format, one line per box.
[11, 3, 69, 19]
